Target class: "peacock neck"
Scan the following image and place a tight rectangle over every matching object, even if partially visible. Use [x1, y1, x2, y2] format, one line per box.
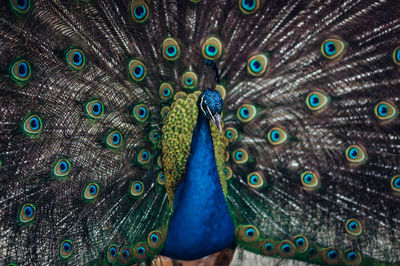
[161, 111, 235, 260]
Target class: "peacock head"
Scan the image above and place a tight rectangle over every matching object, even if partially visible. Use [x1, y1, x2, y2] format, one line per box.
[198, 88, 224, 132]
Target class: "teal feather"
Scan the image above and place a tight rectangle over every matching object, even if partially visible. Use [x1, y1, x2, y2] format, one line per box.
[1, 0, 400, 265]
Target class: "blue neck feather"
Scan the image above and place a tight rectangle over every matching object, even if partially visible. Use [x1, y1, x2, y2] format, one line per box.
[161, 111, 235, 260]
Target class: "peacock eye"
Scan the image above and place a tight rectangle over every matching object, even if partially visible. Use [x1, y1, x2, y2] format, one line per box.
[85, 100, 104, 119]
[393, 46, 400, 65]
[53, 159, 71, 177]
[374, 101, 398, 122]
[222, 166, 231, 180]
[65, 48, 85, 70]
[128, 59, 147, 81]
[267, 127, 288, 145]
[106, 130, 123, 148]
[149, 129, 160, 144]
[391, 175, 400, 193]
[345, 144, 367, 164]
[202, 37, 223, 60]
[11, 59, 31, 82]
[300, 171, 320, 190]
[181, 71, 198, 89]
[59, 239, 73, 259]
[107, 244, 119, 263]
[232, 148, 249, 164]
[306, 91, 329, 112]
[247, 54, 268, 76]
[344, 249, 361, 264]
[321, 38, 346, 60]
[160, 106, 170, 119]
[237, 225, 259, 242]
[120, 247, 132, 262]
[345, 218, 363, 236]
[83, 183, 99, 200]
[19, 203, 35, 223]
[130, 181, 144, 196]
[277, 240, 295, 258]
[224, 127, 238, 142]
[22, 115, 42, 135]
[292, 235, 309, 253]
[10, 0, 31, 14]
[133, 104, 149, 122]
[156, 171, 165, 185]
[239, 0, 260, 14]
[237, 104, 257, 122]
[162, 38, 180, 61]
[131, 0, 149, 23]
[137, 148, 151, 165]
[159, 83, 174, 101]
[247, 172, 266, 188]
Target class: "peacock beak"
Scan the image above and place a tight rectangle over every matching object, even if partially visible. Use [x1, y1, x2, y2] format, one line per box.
[211, 113, 222, 133]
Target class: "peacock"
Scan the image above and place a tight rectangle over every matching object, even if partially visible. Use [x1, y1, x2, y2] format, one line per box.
[1, 0, 400, 265]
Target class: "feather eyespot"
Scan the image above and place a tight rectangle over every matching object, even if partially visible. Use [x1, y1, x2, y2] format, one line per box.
[277, 240, 295, 258]
[391, 175, 400, 193]
[106, 130, 123, 148]
[157, 171, 166, 185]
[10, 59, 31, 82]
[345, 145, 367, 164]
[202, 37, 223, 60]
[129, 59, 147, 81]
[137, 148, 150, 165]
[23, 115, 42, 135]
[300, 171, 320, 190]
[292, 235, 309, 253]
[247, 172, 265, 188]
[162, 38, 180, 61]
[374, 101, 398, 123]
[322, 247, 342, 264]
[19, 203, 35, 223]
[181, 71, 198, 89]
[120, 247, 133, 263]
[224, 166, 233, 180]
[393, 46, 400, 65]
[159, 83, 174, 101]
[260, 240, 276, 256]
[134, 243, 149, 260]
[160, 106, 170, 119]
[133, 104, 149, 122]
[130, 0, 149, 23]
[237, 225, 259, 242]
[83, 183, 99, 201]
[149, 129, 160, 144]
[239, 0, 260, 14]
[59, 239, 73, 259]
[267, 127, 288, 145]
[232, 148, 249, 164]
[225, 127, 238, 142]
[306, 91, 329, 112]
[247, 54, 268, 76]
[10, 0, 31, 14]
[130, 181, 144, 196]
[85, 100, 104, 119]
[107, 244, 119, 263]
[53, 159, 71, 178]
[321, 38, 346, 60]
[148, 230, 165, 249]
[344, 249, 361, 266]
[65, 48, 85, 70]
[345, 218, 363, 236]
[237, 104, 256, 122]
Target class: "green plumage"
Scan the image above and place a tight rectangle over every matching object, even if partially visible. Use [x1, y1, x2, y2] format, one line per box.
[1, 0, 400, 265]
